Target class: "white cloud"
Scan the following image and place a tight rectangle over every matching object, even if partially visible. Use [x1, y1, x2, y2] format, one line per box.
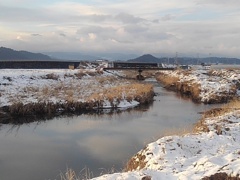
[0, 0, 240, 57]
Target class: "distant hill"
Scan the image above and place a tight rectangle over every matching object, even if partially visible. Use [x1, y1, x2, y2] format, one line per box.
[128, 54, 164, 63]
[45, 52, 138, 61]
[128, 54, 240, 65]
[0, 47, 52, 60]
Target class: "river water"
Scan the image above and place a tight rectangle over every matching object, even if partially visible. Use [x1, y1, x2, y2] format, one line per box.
[0, 79, 215, 180]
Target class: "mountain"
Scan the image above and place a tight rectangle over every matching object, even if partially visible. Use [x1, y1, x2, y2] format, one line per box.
[45, 52, 99, 61]
[45, 52, 138, 61]
[127, 54, 240, 65]
[128, 54, 163, 63]
[0, 47, 52, 60]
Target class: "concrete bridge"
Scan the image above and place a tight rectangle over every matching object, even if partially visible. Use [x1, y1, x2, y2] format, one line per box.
[103, 62, 175, 80]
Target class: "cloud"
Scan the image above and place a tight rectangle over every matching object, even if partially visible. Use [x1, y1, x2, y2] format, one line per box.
[161, 14, 175, 21]
[0, 0, 240, 57]
[114, 13, 145, 24]
[59, 33, 66, 37]
[31, 34, 42, 37]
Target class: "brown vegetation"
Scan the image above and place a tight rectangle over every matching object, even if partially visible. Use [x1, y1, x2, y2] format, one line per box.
[156, 69, 239, 104]
[122, 70, 156, 79]
[193, 99, 240, 134]
[124, 149, 147, 172]
[202, 172, 240, 180]
[156, 71, 201, 102]
[0, 81, 154, 124]
[87, 83, 154, 107]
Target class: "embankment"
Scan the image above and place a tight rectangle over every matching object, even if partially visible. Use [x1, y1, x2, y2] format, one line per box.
[92, 100, 240, 180]
[0, 69, 154, 124]
[156, 68, 239, 104]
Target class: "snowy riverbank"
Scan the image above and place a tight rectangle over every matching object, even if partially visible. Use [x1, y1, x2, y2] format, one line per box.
[156, 68, 240, 103]
[91, 100, 240, 180]
[0, 68, 154, 122]
[89, 68, 240, 180]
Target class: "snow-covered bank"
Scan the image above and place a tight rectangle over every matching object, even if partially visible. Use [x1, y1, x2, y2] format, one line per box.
[0, 69, 154, 122]
[92, 101, 240, 180]
[89, 68, 240, 180]
[156, 68, 240, 103]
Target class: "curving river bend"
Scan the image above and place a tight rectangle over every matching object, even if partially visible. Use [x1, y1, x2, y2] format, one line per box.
[0, 79, 215, 180]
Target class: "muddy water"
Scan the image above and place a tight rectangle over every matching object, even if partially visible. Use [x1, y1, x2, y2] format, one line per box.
[0, 79, 215, 180]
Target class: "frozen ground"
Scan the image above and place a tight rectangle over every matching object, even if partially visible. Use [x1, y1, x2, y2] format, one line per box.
[90, 68, 240, 180]
[1, 67, 239, 179]
[92, 101, 240, 180]
[0, 69, 140, 109]
[159, 68, 240, 103]
[92, 108, 240, 179]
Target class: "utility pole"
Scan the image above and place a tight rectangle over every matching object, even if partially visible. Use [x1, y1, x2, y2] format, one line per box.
[174, 52, 178, 65]
[197, 53, 200, 65]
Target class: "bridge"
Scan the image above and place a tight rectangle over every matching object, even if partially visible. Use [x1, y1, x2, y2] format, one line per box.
[103, 62, 175, 80]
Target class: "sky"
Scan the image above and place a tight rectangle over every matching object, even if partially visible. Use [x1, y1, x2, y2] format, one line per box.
[0, 0, 240, 58]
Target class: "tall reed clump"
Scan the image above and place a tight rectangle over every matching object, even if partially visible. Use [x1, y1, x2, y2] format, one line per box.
[86, 83, 154, 107]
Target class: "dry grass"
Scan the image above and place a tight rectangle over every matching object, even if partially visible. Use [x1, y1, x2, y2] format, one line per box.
[156, 72, 202, 102]
[193, 99, 240, 133]
[156, 72, 180, 89]
[60, 167, 93, 180]
[95, 76, 120, 85]
[124, 151, 147, 172]
[60, 168, 78, 180]
[125, 99, 240, 172]
[202, 172, 240, 180]
[160, 126, 194, 137]
[41, 73, 59, 80]
[86, 83, 154, 106]
[204, 99, 240, 118]
[122, 70, 156, 79]
[60, 166, 119, 180]
[23, 86, 39, 93]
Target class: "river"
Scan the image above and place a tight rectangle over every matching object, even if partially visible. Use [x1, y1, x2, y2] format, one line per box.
[0, 79, 215, 180]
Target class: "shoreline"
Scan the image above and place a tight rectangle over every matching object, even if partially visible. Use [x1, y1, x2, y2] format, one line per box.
[0, 68, 154, 124]
[1, 67, 239, 179]
[90, 68, 240, 180]
[156, 68, 239, 104]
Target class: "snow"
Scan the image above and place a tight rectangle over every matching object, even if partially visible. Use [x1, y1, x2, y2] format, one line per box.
[1, 67, 239, 179]
[90, 68, 240, 180]
[92, 109, 240, 180]
[159, 68, 240, 103]
[0, 69, 138, 109]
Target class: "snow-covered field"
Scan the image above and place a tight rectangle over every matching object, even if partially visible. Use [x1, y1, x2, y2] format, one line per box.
[0, 69, 143, 109]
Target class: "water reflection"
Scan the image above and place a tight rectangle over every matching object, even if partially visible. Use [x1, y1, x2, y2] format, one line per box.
[0, 83, 216, 180]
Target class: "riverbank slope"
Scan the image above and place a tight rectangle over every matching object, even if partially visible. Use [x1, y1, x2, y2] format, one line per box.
[0, 68, 154, 123]
[156, 68, 240, 103]
[90, 68, 240, 180]
[91, 98, 240, 180]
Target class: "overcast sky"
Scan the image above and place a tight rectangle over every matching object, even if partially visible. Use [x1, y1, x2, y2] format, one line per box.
[0, 0, 240, 57]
